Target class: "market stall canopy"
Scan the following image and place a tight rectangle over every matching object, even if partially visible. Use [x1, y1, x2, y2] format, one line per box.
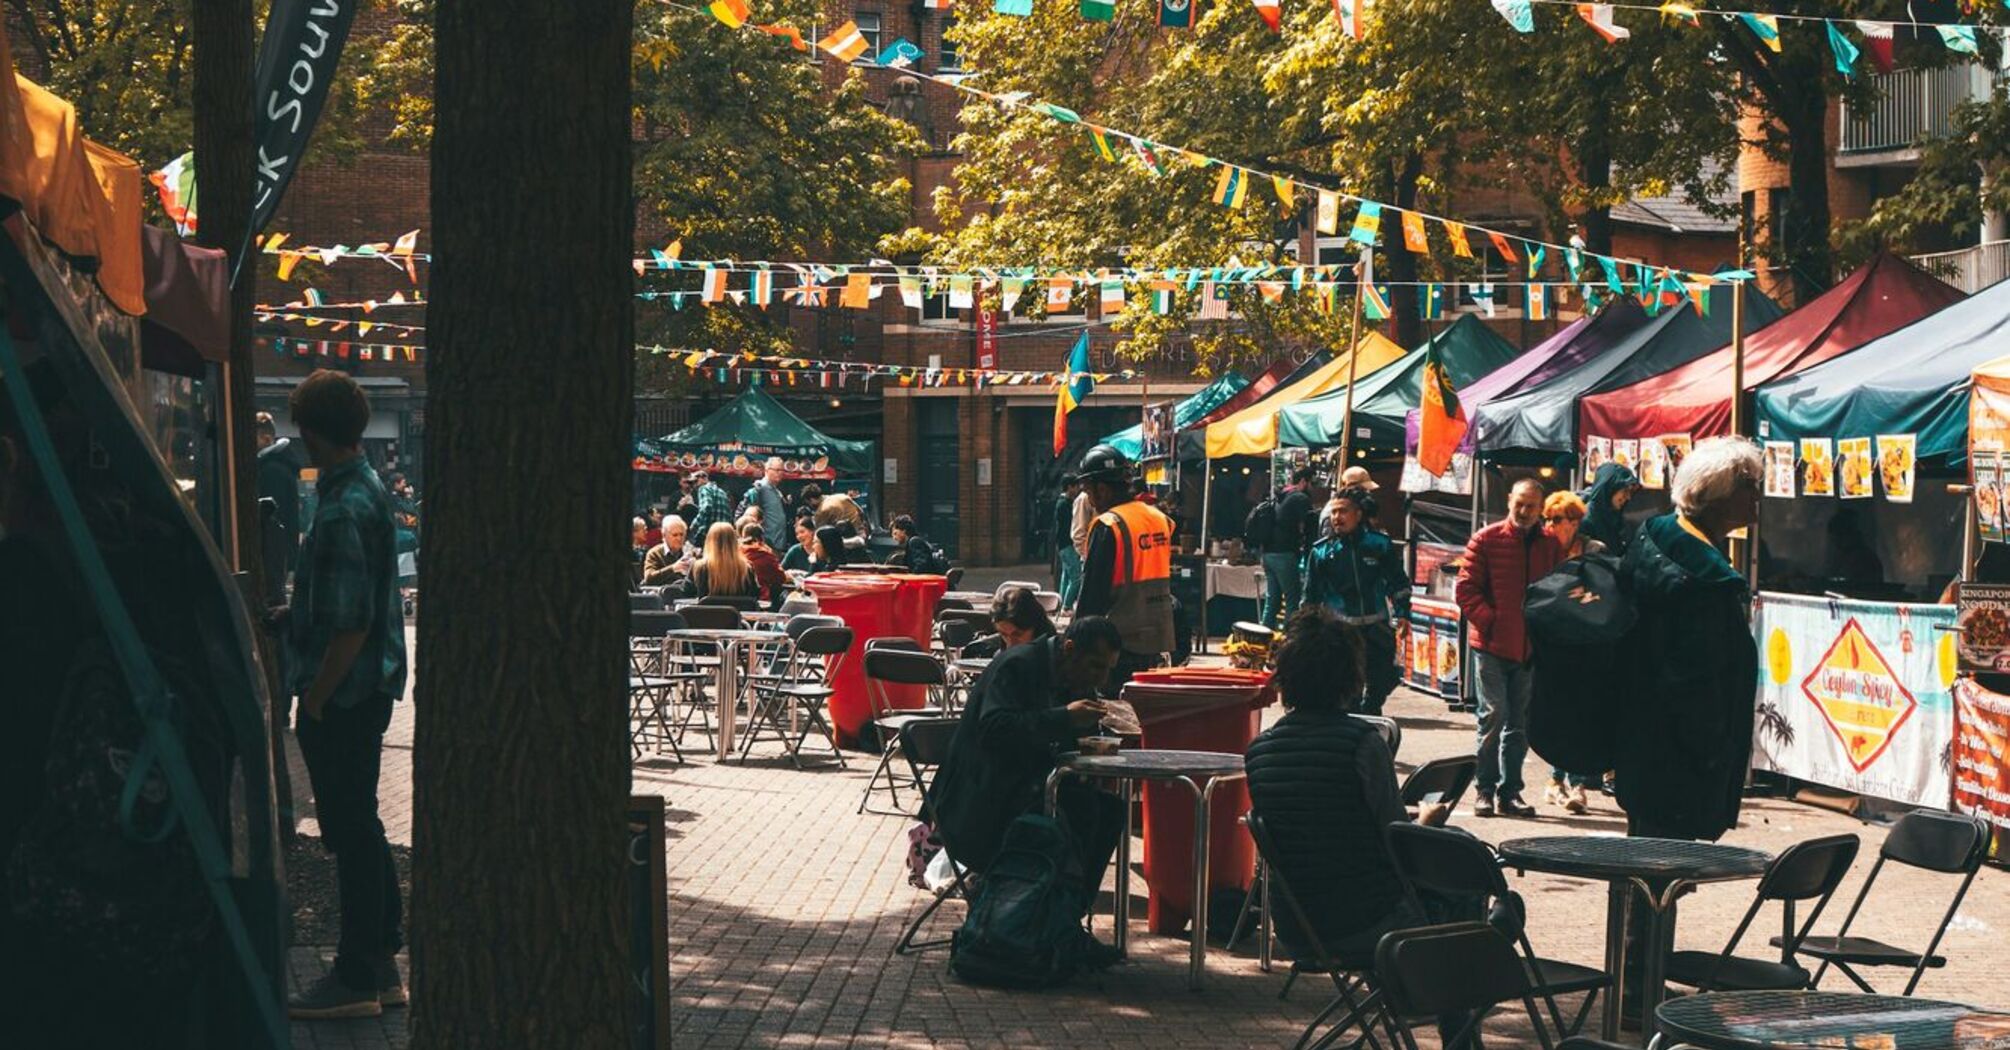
[1099, 371, 1252, 459]
[1174, 356, 1317, 460]
[1473, 285, 1782, 456]
[635, 386, 872, 479]
[1757, 275, 2010, 462]
[140, 225, 229, 377]
[1579, 253, 1964, 445]
[0, 64, 145, 315]
[1277, 315, 1519, 450]
[1203, 331, 1405, 458]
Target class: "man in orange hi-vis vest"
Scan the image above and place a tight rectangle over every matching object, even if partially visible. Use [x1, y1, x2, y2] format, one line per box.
[1072, 445, 1174, 694]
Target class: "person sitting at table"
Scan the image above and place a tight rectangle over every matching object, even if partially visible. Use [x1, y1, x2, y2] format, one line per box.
[641, 515, 694, 589]
[960, 586, 1058, 660]
[891, 514, 943, 574]
[738, 520, 791, 608]
[812, 494, 869, 571]
[691, 522, 761, 601]
[1244, 607, 1478, 1046]
[781, 512, 817, 574]
[929, 617, 1124, 955]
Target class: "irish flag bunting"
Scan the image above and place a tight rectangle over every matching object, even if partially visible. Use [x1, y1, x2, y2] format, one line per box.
[1576, 3, 1629, 42]
[1099, 279, 1126, 314]
[817, 21, 869, 62]
[702, 265, 728, 303]
[1252, 0, 1282, 32]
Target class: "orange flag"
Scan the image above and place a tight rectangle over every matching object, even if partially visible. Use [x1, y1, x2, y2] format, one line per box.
[1417, 338, 1469, 476]
[1400, 211, 1429, 253]
[1487, 231, 1519, 263]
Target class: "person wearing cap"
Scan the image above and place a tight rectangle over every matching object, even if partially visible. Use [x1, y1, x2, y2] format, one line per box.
[1072, 444, 1175, 694]
[1301, 487, 1410, 715]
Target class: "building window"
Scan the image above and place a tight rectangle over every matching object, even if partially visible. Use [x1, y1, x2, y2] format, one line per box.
[854, 11, 883, 60]
[1766, 187, 1790, 255]
[921, 292, 957, 323]
[938, 17, 962, 71]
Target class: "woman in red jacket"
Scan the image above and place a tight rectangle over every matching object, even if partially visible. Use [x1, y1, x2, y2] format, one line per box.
[738, 521, 792, 609]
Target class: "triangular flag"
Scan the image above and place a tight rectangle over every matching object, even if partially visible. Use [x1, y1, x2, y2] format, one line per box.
[1737, 12, 1782, 52]
[1659, 2, 1699, 23]
[1251, 0, 1282, 31]
[1490, 0, 1534, 33]
[390, 229, 420, 256]
[1576, 4, 1629, 41]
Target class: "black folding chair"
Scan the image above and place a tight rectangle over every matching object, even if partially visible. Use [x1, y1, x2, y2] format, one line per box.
[1246, 812, 1396, 1050]
[944, 566, 965, 589]
[1373, 922, 1560, 1050]
[934, 595, 973, 615]
[893, 717, 970, 956]
[627, 610, 694, 760]
[629, 591, 664, 611]
[679, 603, 743, 630]
[1666, 833, 1860, 993]
[857, 647, 949, 815]
[1778, 811, 1986, 995]
[1383, 823, 1608, 1039]
[738, 625, 853, 768]
[1399, 755, 1478, 816]
[937, 618, 980, 654]
[936, 608, 993, 638]
[698, 594, 759, 611]
[1352, 714, 1402, 758]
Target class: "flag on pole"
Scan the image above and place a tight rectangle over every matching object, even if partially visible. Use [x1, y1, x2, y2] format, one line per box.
[1400, 211, 1429, 253]
[1419, 283, 1446, 320]
[708, 0, 751, 28]
[1082, 0, 1116, 19]
[1333, 0, 1365, 38]
[1490, 0, 1534, 33]
[1159, 0, 1196, 27]
[1576, 4, 1629, 41]
[1855, 21, 1896, 72]
[1736, 12, 1782, 52]
[1316, 190, 1341, 235]
[1417, 334, 1469, 476]
[1054, 332, 1095, 455]
[1826, 21, 1861, 77]
[817, 21, 870, 61]
[1213, 166, 1248, 209]
[1349, 201, 1383, 245]
[1251, 0, 1282, 31]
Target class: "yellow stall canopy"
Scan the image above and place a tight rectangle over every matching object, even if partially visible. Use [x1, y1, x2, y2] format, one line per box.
[1203, 330, 1405, 458]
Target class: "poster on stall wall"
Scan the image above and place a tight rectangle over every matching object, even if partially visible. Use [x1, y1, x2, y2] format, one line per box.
[1801, 437, 1835, 497]
[1955, 583, 2010, 675]
[1838, 437, 1874, 499]
[1584, 437, 1610, 485]
[1661, 433, 1693, 478]
[1611, 439, 1638, 472]
[1401, 450, 1473, 495]
[1750, 592, 1955, 810]
[1764, 442, 1797, 499]
[1952, 679, 2010, 835]
[1636, 438, 1668, 490]
[1270, 446, 1309, 498]
[1976, 445, 2004, 544]
[1407, 614, 1435, 691]
[1876, 434, 1916, 504]
[1140, 401, 1176, 463]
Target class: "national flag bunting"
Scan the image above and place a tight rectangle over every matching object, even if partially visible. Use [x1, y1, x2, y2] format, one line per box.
[1736, 12, 1781, 52]
[1487, 231, 1519, 264]
[1526, 244, 1545, 279]
[841, 272, 872, 309]
[1333, 0, 1365, 39]
[878, 38, 924, 66]
[1937, 24, 1980, 55]
[1826, 21, 1861, 78]
[1159, 0, 1196, 27]
[751, 269, 774, 308]
[1855, 21, 1896, 73]
[1252, 0, 1282, 32]
[1272, 175, 1295, 212]
[1099, 279, 1126, 314]
[708, 0, 751, 28]
[757, 23, 809, 51]
[996, 0, 1033, 13]
[1150, 281, 1176, 314]
[1576, 3, 1629, 42]
[1082, 0, 1116, 19]
[1054, 332, 1095, 455]
[1400, 210, 1429, 253]
[1133, 140, 1168, 175]
[1213, 166, 1248, 209]
[1417, 335, 1468, 476]
[1349, 201, 1383, 245]
[1419, 282, 1445, 320]
[1316, 190, 1341, 235]
[1525, 284, 1549, 321]
[924, 0, 953, 8]
[817, 21, 870, 62]
[1490, 0, 1534, 33]
[703, 266, 728, 303]
[1047, 278, 1074, 310]
[1198, 281, 1229, 320]
[1445, 221, 1473, 258]
[1357, 248, 1391, 321]
[1090, 127, 1118, 161]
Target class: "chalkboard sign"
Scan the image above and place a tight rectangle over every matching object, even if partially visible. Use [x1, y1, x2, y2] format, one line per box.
[629, 795, 670, 1049]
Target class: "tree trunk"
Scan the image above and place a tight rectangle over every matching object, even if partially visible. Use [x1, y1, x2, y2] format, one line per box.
[1577, 89, 1615, 258]
[412, 1, 635, 1046]
[1780, 86, 1835, 305]
[1387, 152, 1424, 349]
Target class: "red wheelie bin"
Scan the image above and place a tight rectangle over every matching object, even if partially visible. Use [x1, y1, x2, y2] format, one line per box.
[801, 573, 945, 747]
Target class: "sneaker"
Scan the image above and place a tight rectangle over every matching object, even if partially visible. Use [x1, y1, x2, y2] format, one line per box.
[1541, 779, 1567, 807]
[1565, 785, 1589, 815]
[1498, 794, 1537, 818]
[289, 973, 383, 1020]
[378, 958, 407, 1007]
[1079, 930, 1127, 971]
[1473, 794, 1497, 818]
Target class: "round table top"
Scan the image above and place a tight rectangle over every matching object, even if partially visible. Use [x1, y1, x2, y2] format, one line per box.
[662, 628, 776, 642]
[1058, 749, 1245, 780]
[1656, 991, 2010, 1050]
[1497, 836, 1771, 884]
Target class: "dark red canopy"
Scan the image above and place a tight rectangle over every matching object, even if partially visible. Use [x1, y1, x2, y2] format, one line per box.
[1186, 356, 1300, 428]
[1579, 252, 1963, 443]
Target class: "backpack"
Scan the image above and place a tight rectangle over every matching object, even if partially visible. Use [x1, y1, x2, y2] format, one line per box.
[1524, 551, 1636, 775]
[1243, 499, 1278, 551]
[949, 814, 1089, 988]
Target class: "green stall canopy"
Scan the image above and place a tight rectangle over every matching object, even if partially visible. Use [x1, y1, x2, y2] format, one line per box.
[1276, 315, 1520, 450]
[634, 386, 873, 479]
[1099, 371, 1252, 459]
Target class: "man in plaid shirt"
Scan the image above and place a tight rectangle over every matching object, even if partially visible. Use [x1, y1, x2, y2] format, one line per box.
[688, 469, 732, 541]
[280, 370, 409, 1020]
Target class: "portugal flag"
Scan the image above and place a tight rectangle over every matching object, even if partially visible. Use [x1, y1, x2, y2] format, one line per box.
[1053, 331, 1095, 456]
[1417, 337, 1467, 476]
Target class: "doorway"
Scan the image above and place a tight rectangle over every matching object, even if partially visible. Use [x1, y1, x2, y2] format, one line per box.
[916, 399, 960, 558]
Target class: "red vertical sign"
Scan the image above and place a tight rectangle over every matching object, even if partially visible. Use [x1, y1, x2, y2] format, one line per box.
[976, 283, 998, 372]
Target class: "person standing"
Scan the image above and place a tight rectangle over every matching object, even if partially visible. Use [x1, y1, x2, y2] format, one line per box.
[1301, 489, 1411, 715]
[1072, 445, 1175, 695]
[1533, 491, 1604, 815]
[1579, 462, 1641, 554]
[281, 371, 408, 1019]
[1261, 466, 1317, 627]
[1053, 478, 1083, 609]
[688, 469, 732, 541]
[1068, 477, 1095, 610]
[1454, 477, 1560, 819]
[740, 457, 791, 550]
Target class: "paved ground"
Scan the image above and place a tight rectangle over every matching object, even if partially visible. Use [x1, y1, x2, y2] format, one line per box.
[289, 575, 2010, 1049]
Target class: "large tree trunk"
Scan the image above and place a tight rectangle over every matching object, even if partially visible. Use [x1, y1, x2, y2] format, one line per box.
[1387, 152, 1424, 350]
[1577, 87, 1615, 258]
[1780, 86, 1835, 305]
[412, 2, 636, 1046]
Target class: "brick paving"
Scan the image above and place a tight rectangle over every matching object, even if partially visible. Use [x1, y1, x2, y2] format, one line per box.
[288, 616, 2010, 1049]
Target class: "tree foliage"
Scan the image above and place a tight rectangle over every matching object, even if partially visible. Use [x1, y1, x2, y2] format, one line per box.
[1838, 84, 2010, 262]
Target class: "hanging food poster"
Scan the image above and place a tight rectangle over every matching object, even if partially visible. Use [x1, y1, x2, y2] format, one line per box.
[1801, 437, 1835, 497]
[1977, 447, 2003, 544]
[1876, 434, 1916, 504]
[1764, 442, 1796, 499]
[1838, 437, 1874, 500]
[1636, 438, 1668, 490]
[1584, 437, 1610, 484]
[1611, 439, 1638, 472]
[1661, 433, 1693, 477]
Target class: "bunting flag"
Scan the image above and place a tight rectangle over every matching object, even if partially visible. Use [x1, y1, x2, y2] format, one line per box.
[1487, 231, 1519, 264]
[1349, 201, 1383, 245]
[1257, 280, 1286, 302]
[1198, 280, 1230, 319]
[1150, 280, 1176, 314]
[1526, 283, 1550, 320]
[1271, 174, 1295, 212]
[1855, 21, 1896, 72]
[1445, 222, 1474, 258]
[1659, 2, 1699, 23]
[1937, 24, 1980, 55]
[751, 268, 774, 307]
[756, 23, 809, 51]
[1047, 278, 1074, 310]
[1159, 0, 1196, 28]
[1737, 12, 1782, 51]
[841, 272, 873, 309]
[708, 0, 751, 28]
[1565, 244, 1583, 281]
[1054, 332, 1095, 455]
[877, 38, 924, 67]
[1526, 244, 1545, 279]
[1490, 0, 1534, 33]
[1316, 190, 1341, 235]
[1001, 277, 1026, 312]
[816, 21, 870, 61]
[1419, 282, 1446, 320]
[1576, 3, 1629, 42]
[1401, 210, 1429, 253]
[1471, 282, 1496, 318]
[1090, 127, 1118, 161]
[1099, 279, 1126, 314]
[1826, 21, 1861, 77]
[1333, 0, 1365, 38]
[996, 0, 1033, 14]
[1599, 255, 1624, 295]
[948, 275, 975, 309]
[702, 266, 728, 303]
[1417, 333, 1468, 476]
[1213, 166, 1249, 209]
[1082, 0, 1116, 19]
[1133, 139, 1168, 175]
[1252, 0, 1282, 31]
[1358, 248, 1391, 321]
[924, 0, 953, 8]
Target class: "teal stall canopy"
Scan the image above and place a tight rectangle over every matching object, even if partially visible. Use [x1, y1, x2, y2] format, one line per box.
[1277, 315, 1519, 449]
[1100, 372, 1252, 459]
[1755, 276, 2010, 462]
[635, 386, 873, 479]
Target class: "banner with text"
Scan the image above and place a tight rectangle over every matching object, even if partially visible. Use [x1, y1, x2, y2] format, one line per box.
[1751, 592, 1957, 810]
[247, 0, 360, 248]
[1952, 680, 2010, 835]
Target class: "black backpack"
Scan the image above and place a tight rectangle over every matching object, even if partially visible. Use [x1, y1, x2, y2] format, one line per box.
[1524, 551, 1636, 775]
[1243, 499, 1278, 551]
[949, 814, 1089, 988]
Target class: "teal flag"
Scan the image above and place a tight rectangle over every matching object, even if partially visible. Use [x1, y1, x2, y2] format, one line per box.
[1826, 21, 1861, 78]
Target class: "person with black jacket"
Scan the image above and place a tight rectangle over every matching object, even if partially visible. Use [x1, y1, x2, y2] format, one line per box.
[890, 514, 940, 574]
[1260, 466, 1316, 627]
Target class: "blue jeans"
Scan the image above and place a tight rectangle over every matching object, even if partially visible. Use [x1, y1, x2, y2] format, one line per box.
[1058, 546, 1083, 609]
[1260, 552, 1302, 628]
[1473, 651, 1532, 801]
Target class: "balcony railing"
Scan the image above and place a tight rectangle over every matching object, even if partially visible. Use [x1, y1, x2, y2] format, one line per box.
[1910, 241, 2010, 293]
[1838, 64, 1993, 155]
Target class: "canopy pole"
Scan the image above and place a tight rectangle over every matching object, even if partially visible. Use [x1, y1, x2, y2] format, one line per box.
[1337, 248, 1370, 467]
[1200, 461, 1213, 555]
[1728, 268, 1754, 584]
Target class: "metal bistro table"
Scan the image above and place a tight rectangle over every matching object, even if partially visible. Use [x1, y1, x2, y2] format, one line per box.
[1497, 836, 1771, 1043]
[1657, 990, 2010, 1050]
[1044, 749, 1247, 991]
[663, 628, 777, 759]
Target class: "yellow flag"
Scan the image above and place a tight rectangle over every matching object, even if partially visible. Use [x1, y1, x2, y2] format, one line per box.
[1444, 222, 1473, 259]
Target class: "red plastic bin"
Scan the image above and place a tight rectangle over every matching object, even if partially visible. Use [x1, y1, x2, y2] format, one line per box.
[801, 572, 945, 747]
[1120, 669, 1276, 934]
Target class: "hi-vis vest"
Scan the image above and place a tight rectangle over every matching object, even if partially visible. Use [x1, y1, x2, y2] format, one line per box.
[1097, 501, 1175, 655]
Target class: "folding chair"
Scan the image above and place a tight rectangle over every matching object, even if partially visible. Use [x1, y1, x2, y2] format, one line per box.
[629, 591, 664, 611]
[1666, 833, 1860, 993]
[936, 608, 993, 638]
[1786, 811, 1988, 996]
[1034, 591, 1062, 615]
[1246, 812, 1397, 1050]
[678, 603, 743, 630]
[936, 617, 980, 654]
[1399, 755, 1477, 816]
[944, 566, 965, 589]
[698, 594, 758, 611]
[892, 717, 970, 956]
[857, 647, 950, 815]
[738, 625, 853, 768]
[1383, 823, 1608, 1039]
[627, 610, 693, 760]
[995, 579, 1042, 597]
[1352, 714, 1402, 758]
[934, 595, 973, 615]
[1373, 922, 1561, 1050]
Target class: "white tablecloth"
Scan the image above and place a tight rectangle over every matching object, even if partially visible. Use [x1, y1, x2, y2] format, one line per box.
[1206, 562, 1265, 601]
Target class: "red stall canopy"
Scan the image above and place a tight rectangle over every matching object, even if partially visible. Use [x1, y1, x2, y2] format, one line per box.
[1579, 252, 1963, 444]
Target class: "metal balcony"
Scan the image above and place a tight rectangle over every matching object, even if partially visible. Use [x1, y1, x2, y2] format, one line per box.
[1838, 64, 1993, 162]
[1910, 240, 2010, 293]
